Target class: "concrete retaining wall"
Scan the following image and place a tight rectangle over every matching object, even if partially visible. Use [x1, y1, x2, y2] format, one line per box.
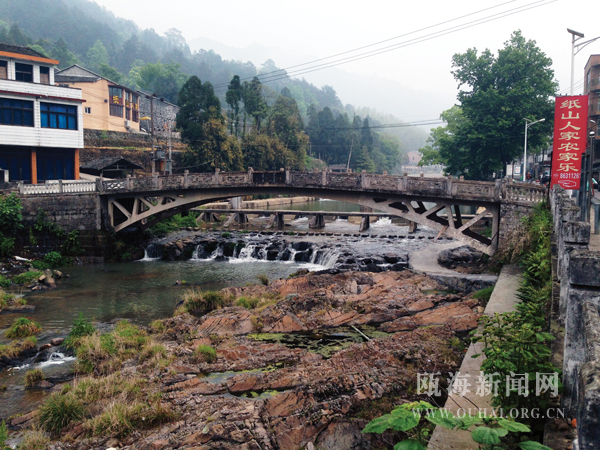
[550, 186, 600, 450]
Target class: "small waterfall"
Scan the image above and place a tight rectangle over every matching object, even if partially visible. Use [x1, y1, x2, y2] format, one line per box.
[229, 244, 257, 264]
[138, 244, 162, 261]
[191, 245, 201, 260]
[209, 244, 224, 260]
[38, 352, 76, 368]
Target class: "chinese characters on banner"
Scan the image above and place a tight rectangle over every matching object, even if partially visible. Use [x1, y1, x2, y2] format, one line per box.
[551, 95, 589, 189]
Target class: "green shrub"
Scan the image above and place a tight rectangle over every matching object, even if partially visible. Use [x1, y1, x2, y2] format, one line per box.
[64, 313, 96, 348]
[30, 260, 51, 270]
[12, 271, 42, 285]
[0, 194, 23, 236]
[471, 286, 494, 304]
[5, 317, 42, 339]
[24, 368, 44, 387]
[62, 231, 83, 256]
[149, 320, 165, 333]
[193, 344, 217, 363]
[38, 393, 85, 434]
[221, 232, 231, 238]
[43, 252, 63, 267]
[0, 235, 14, 257]
[34, 209, 64, 238]
[0, 420, 8, 450]
[0, 275, 10, 288]
[236, 296, 260, 309]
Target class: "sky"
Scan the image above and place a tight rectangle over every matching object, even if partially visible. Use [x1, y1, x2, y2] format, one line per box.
[92, 0, 599, 122]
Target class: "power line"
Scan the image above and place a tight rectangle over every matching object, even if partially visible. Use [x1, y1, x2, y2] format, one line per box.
[213, 0, 555, 93]
[211, 0, 520, 89]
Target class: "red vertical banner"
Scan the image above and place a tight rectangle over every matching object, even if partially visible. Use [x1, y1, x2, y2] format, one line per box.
[551, 95, 589, 189]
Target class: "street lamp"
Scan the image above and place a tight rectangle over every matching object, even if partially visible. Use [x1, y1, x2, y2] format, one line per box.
[523, 118, 546, 181]
[568, 28, 600, 94]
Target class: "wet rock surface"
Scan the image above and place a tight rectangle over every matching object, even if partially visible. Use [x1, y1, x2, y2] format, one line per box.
[437, 245, 488, 273]
[24, 270, 485, 450]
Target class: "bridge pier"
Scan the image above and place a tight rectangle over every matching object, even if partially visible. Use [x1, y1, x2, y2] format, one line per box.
[408, 221, 418, 233]
[223, 212, 247, 227]
[359, 216, 370, 232]
[309, 214, 325, 229]
[199, 211, 220, 223]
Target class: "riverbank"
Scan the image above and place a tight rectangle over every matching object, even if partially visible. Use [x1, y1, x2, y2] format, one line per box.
[5, 268, 491, 449]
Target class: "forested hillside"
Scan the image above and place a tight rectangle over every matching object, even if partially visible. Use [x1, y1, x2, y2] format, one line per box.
[0, 0, 427, 173]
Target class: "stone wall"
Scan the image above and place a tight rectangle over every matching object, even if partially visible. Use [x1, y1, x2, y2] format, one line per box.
[83, 129, 185, 151]
[499, 202, 536, 244]
[550, 186, 600, 450]
[19, 192, 102, 232]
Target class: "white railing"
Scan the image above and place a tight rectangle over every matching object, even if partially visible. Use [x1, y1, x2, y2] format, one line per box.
[20, 180, 97, 195]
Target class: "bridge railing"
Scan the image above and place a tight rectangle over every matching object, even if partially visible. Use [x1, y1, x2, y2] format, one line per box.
[19, 180, 97, 195]
[91, 170, 545, 205]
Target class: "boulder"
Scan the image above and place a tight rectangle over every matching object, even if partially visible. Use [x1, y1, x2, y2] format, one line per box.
[50, 338, 64, 346]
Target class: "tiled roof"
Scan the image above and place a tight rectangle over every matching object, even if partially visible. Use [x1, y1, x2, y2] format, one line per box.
[0, 42, 47, 58]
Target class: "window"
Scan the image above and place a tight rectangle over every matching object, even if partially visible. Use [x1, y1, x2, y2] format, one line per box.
[110, 104, 123, 117]
[85, 107, 91, 114]
[40, 66, 50, 85]
[0, 61, 7, 80]
[15, 63, 33, 82]
[125, 108, 131, 120]
[0, 98, 34, 126]
[132, 110, 139, 122]
[109, 86, 123, 101]
[40, 103, 78, 130]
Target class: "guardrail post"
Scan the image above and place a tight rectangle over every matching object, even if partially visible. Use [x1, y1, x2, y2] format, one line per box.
[58, 179, 63, 194]
[214, 168, 221, 185]
[361, 171, 367, 189]
[126, 175, 132, 190]
[183, 170, 189, 188]
[494, 179, 502, 201]
[152, 174, 158, 190]
[18, 181, 24, 195]
[446, 175, 453, 195]
[501, 178, 507, 199]
[285, 168, 291, 184]
[96, 178, 103, 193]
[322, 168, 327, 186]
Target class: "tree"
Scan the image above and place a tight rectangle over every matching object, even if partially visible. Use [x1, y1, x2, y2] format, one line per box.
[225, 75, 242, 136]
[50, 38, 78, 69]
[133, 62, 188, 104]
[98, 63, 126, 85]
[241, 77, 268, 132]
[86, 40, 109, 72]
[177, 77, 239, 171]
[434, 31, 557, 180]
[418, 106, 464, 167]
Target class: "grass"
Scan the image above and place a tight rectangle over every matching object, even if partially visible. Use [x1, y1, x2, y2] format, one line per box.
[18, 429, 49, 450]
[12, 271, 43, 286]
[236, 296, 260, 309]
[193, 344, 217, 363]
[149, 319, 166, 333]
[5, 317, 42, 339]
[70, 373, 147, 403]
[83, 400, 176, 438]
[0, 293, 26, 311]
[174, 289, 230, 316]
[38, 393, 85, 434]
[64, 313, 96, 348]
[25, 369, 44, 387]
[257, 274, 269, 286]
[0, 275, 10, 288]
[471, 286, 495, 305]
[75, 321, 149, 375]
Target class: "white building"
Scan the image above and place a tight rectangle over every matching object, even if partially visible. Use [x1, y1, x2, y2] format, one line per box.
[0, 43, 84, 183]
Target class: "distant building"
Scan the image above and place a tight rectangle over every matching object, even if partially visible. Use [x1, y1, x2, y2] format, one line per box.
[80, 156, 143, 179]
[406, 151, 422, 165]
[55, 65, 140, 134]
[328, 163, 349, 173]
[0, 43, 84, 183]
[585, 55, 600, 178]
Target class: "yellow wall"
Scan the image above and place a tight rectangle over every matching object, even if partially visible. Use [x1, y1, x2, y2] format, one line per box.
[62, 79, 140, 133]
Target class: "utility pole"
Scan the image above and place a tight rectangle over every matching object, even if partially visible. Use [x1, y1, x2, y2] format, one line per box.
[149, 94, 156, 175]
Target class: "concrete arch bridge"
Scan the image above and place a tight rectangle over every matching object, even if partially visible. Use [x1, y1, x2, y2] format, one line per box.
[98, 170, 546, 255]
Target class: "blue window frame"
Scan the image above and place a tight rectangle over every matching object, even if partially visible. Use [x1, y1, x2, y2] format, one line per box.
[40, 103, 78, 130]
[0, 98, 33, 126]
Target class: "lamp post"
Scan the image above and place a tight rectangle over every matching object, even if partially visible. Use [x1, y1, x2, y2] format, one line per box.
[568, 28, 600, 94]
[523, 118, 546, 181]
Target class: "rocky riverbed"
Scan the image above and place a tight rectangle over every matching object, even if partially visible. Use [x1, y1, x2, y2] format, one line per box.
[8, 268, 487, 450]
